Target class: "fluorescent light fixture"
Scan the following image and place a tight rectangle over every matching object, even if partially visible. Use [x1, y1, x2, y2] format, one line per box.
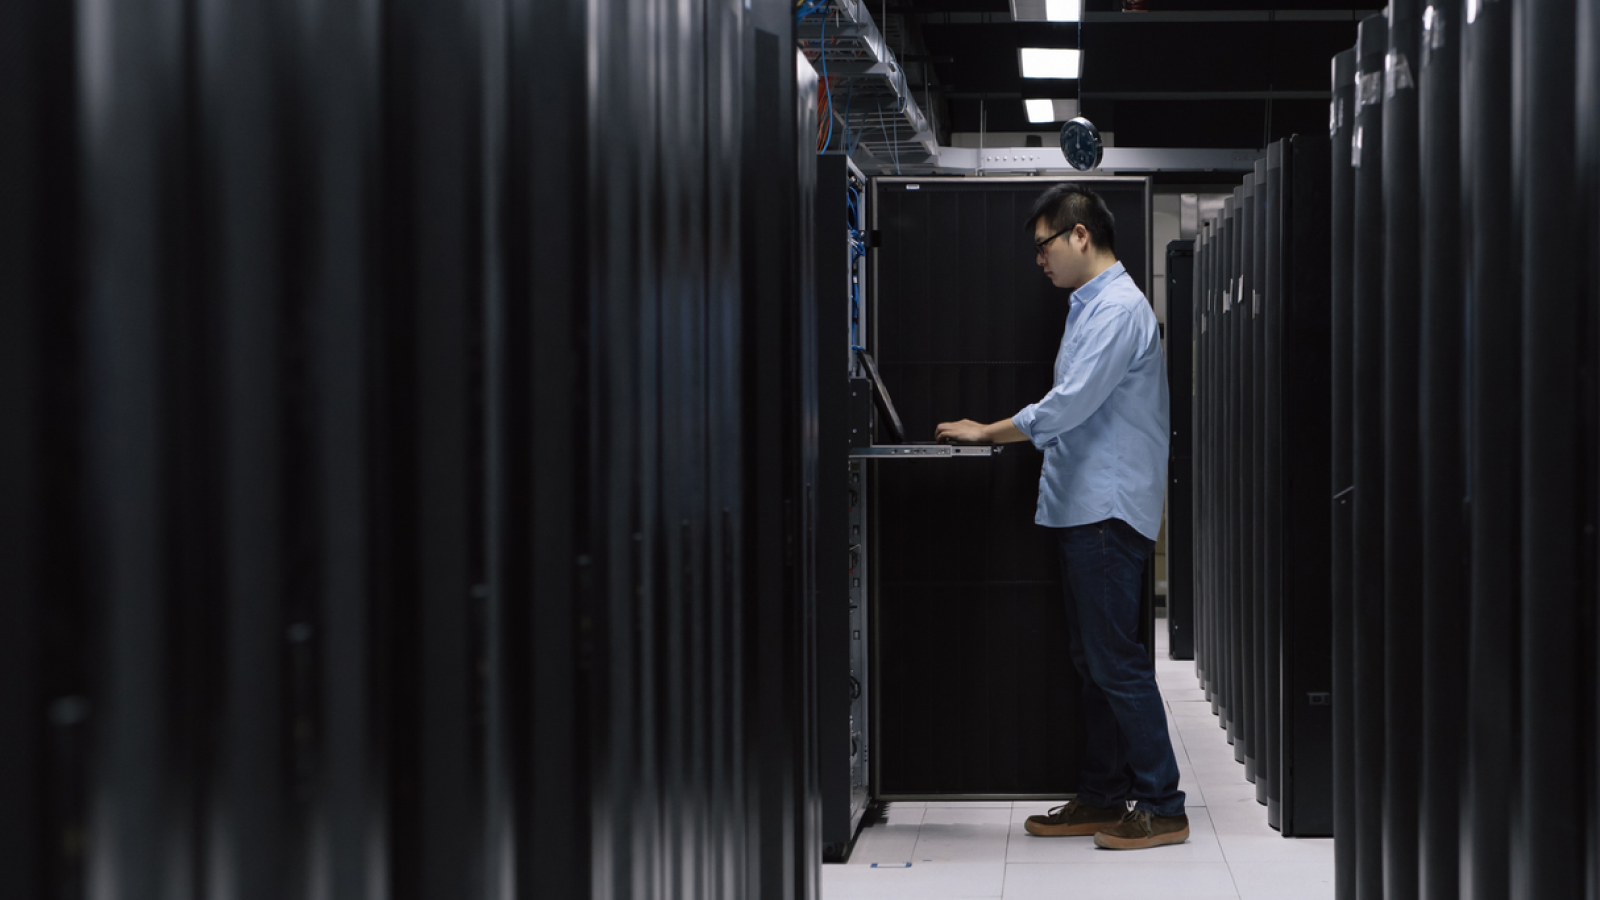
[1024, 98, 1081, 124]
[1009, 0, 1078, 22]
[1020, 48, 1082, 79]
[1045, 0, 1080, 21]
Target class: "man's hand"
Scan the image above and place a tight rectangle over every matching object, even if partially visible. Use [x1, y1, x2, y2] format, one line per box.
[935, 417, 1030, 445]
[934, 419, 989, 444]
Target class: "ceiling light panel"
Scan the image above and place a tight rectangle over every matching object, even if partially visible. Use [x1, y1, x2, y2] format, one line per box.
[1010, 0, 1079, 21]
[1019, 48, 1082, 79]
[1023, 98, 1082, 124]
[1045, 0, 1080, 21]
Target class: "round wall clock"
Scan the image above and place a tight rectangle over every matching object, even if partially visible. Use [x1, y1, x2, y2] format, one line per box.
[1059, 117, 1103, 171]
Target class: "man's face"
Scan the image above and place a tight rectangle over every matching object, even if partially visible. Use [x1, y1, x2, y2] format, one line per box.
[1034, 220, 1088, 290]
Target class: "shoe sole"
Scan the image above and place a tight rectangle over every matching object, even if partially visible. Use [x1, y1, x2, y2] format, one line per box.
[1092, 826, 1191, 850]
[1024, 819, 1119, 837]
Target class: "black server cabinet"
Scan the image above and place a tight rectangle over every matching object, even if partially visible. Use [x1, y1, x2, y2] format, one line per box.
[1517, 0, 1587, 893]
[1277, 134, 1334, 838]
[1263, 145, 1284, 828]
[1225, 190, 1242, 758]
[1166, 240, 1196, 661]
[0, 0, 828, 894]
[1239, 171, 1258, 783]
[869, 176, 1152, 798]
[813, 155, 858, 859]
[1329, 45, 1359, 900]
[1187, 136, 1333, 840]
[1463, 2, 1521, 894]
[1381, 4, 1425, 894]
[1248, 157, 1260, 800]
[1417, 2, 1466, 891]
[1350, 17, 1388, 899]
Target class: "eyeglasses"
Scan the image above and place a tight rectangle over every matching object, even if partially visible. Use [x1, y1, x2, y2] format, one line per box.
[1034, 227, 1071, 257]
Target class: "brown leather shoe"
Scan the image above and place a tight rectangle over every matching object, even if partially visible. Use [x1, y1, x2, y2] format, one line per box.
[1093, 808, 1190, 850]
[1023, 799, 1127, 837]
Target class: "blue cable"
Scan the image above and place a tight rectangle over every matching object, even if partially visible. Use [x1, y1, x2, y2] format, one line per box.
[818, 11, 834, 152]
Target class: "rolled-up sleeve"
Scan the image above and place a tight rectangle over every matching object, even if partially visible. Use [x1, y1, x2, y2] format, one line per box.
[1013, 305, 1139, 449]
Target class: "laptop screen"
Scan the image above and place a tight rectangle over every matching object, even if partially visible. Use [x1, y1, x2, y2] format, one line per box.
[854, 348, 907, 444]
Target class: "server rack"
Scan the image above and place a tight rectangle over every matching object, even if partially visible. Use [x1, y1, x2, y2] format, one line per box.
[1463, 2, 1521, 894]
[0, 1, 829, 895]
[1239, 171, 1258, 784]
[1190, 135, 1334, 840]
[1262, 145, 1285, 828]
[814, 155, 877, 860]
[1251, 159, 1268, 802]
[1329, 45, 1358, 900]
[1166, 240, 1196, 661]
[1350, 17, 1388, 899]
[1417, 3, 1467, 895]
[868, 176, 1154, 800]
[813, 154, 859, 859]
[1380, 5, 1424, 895]
[1518, 0, 1588, 893]
[1225, 190, 1242, 760]
[1277, 134, 1334, 838]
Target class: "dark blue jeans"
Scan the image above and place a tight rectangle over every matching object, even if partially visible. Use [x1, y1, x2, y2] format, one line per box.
[1058, 518, 1186, 817]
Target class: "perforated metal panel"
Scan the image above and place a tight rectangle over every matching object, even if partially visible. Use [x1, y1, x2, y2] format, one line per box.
[0, 0, 825, 897]
[869, 176, 1153, 799]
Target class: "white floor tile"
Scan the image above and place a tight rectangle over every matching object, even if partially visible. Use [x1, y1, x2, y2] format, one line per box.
[913, 824, 1012, 862]
[822, 861, 1006, 900]
[1228, 861, 1336, 900]
[826, 648, 1336, 900]
[922, 806, 1018, 826]
[847, 824, 922, 865]
[878, 804, 928, 827]
[1170, 701, 1220, 718]
[1001, 861, 1240, 899]
[1215, 832, 1335, 865]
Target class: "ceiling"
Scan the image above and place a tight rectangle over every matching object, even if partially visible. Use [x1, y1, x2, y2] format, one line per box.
[888, 0, 1386, 159]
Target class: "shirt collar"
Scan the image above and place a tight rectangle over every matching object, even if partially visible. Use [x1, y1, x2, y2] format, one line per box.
[1070, 260, 1126, 306]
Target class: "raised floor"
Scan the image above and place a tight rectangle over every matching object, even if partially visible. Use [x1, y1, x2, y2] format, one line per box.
[823, 617, 1335, 900]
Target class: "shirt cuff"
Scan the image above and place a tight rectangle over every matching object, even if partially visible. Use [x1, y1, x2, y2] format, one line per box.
[1012, 405, 1053, 448]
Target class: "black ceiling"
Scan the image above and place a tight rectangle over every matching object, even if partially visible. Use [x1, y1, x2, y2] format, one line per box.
[895, 0, 1386, 146]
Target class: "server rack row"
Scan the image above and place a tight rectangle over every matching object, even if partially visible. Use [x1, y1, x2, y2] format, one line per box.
[814, 154, 874, 860]
[1322, 3, 1600, 898]
[0, 1, 829, 898]
[1191, 133, 1335, 839]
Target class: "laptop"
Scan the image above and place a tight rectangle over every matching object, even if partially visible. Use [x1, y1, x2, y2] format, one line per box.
[854, 348, 909, 444]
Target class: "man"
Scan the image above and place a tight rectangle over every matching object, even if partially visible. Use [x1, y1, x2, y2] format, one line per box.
[934, 183, 1187, 851]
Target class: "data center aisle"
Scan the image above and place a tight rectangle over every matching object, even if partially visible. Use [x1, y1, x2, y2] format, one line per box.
[823, 616, 1335, 899]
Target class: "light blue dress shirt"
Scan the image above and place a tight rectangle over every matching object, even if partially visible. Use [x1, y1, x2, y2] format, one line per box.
[1011, 260, 1170, 541]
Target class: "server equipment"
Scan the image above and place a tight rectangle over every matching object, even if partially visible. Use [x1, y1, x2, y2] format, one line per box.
[1166, 239, 1196, 661]
[868, 176, 1155, 799]
[1416, 2, 1466, 894]
[814, 154, 870, 861]
[1329, 44, 1358, 900]
[1315, 2, 1600, 895]
[1189, 134, 1333, 840]
[1380, 5, 1424, 897]
[0, 1, 829, 896]
[1463, 0, 1520, 894]
[1350, 17, 1388, 899]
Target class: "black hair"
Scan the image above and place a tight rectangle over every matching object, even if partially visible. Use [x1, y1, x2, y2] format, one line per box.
[1025, 183, 1117, 255]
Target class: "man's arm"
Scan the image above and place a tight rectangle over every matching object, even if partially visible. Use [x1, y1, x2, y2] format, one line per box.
[933, 417, 1028, 444]
[1013, 305, 1140, 446]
